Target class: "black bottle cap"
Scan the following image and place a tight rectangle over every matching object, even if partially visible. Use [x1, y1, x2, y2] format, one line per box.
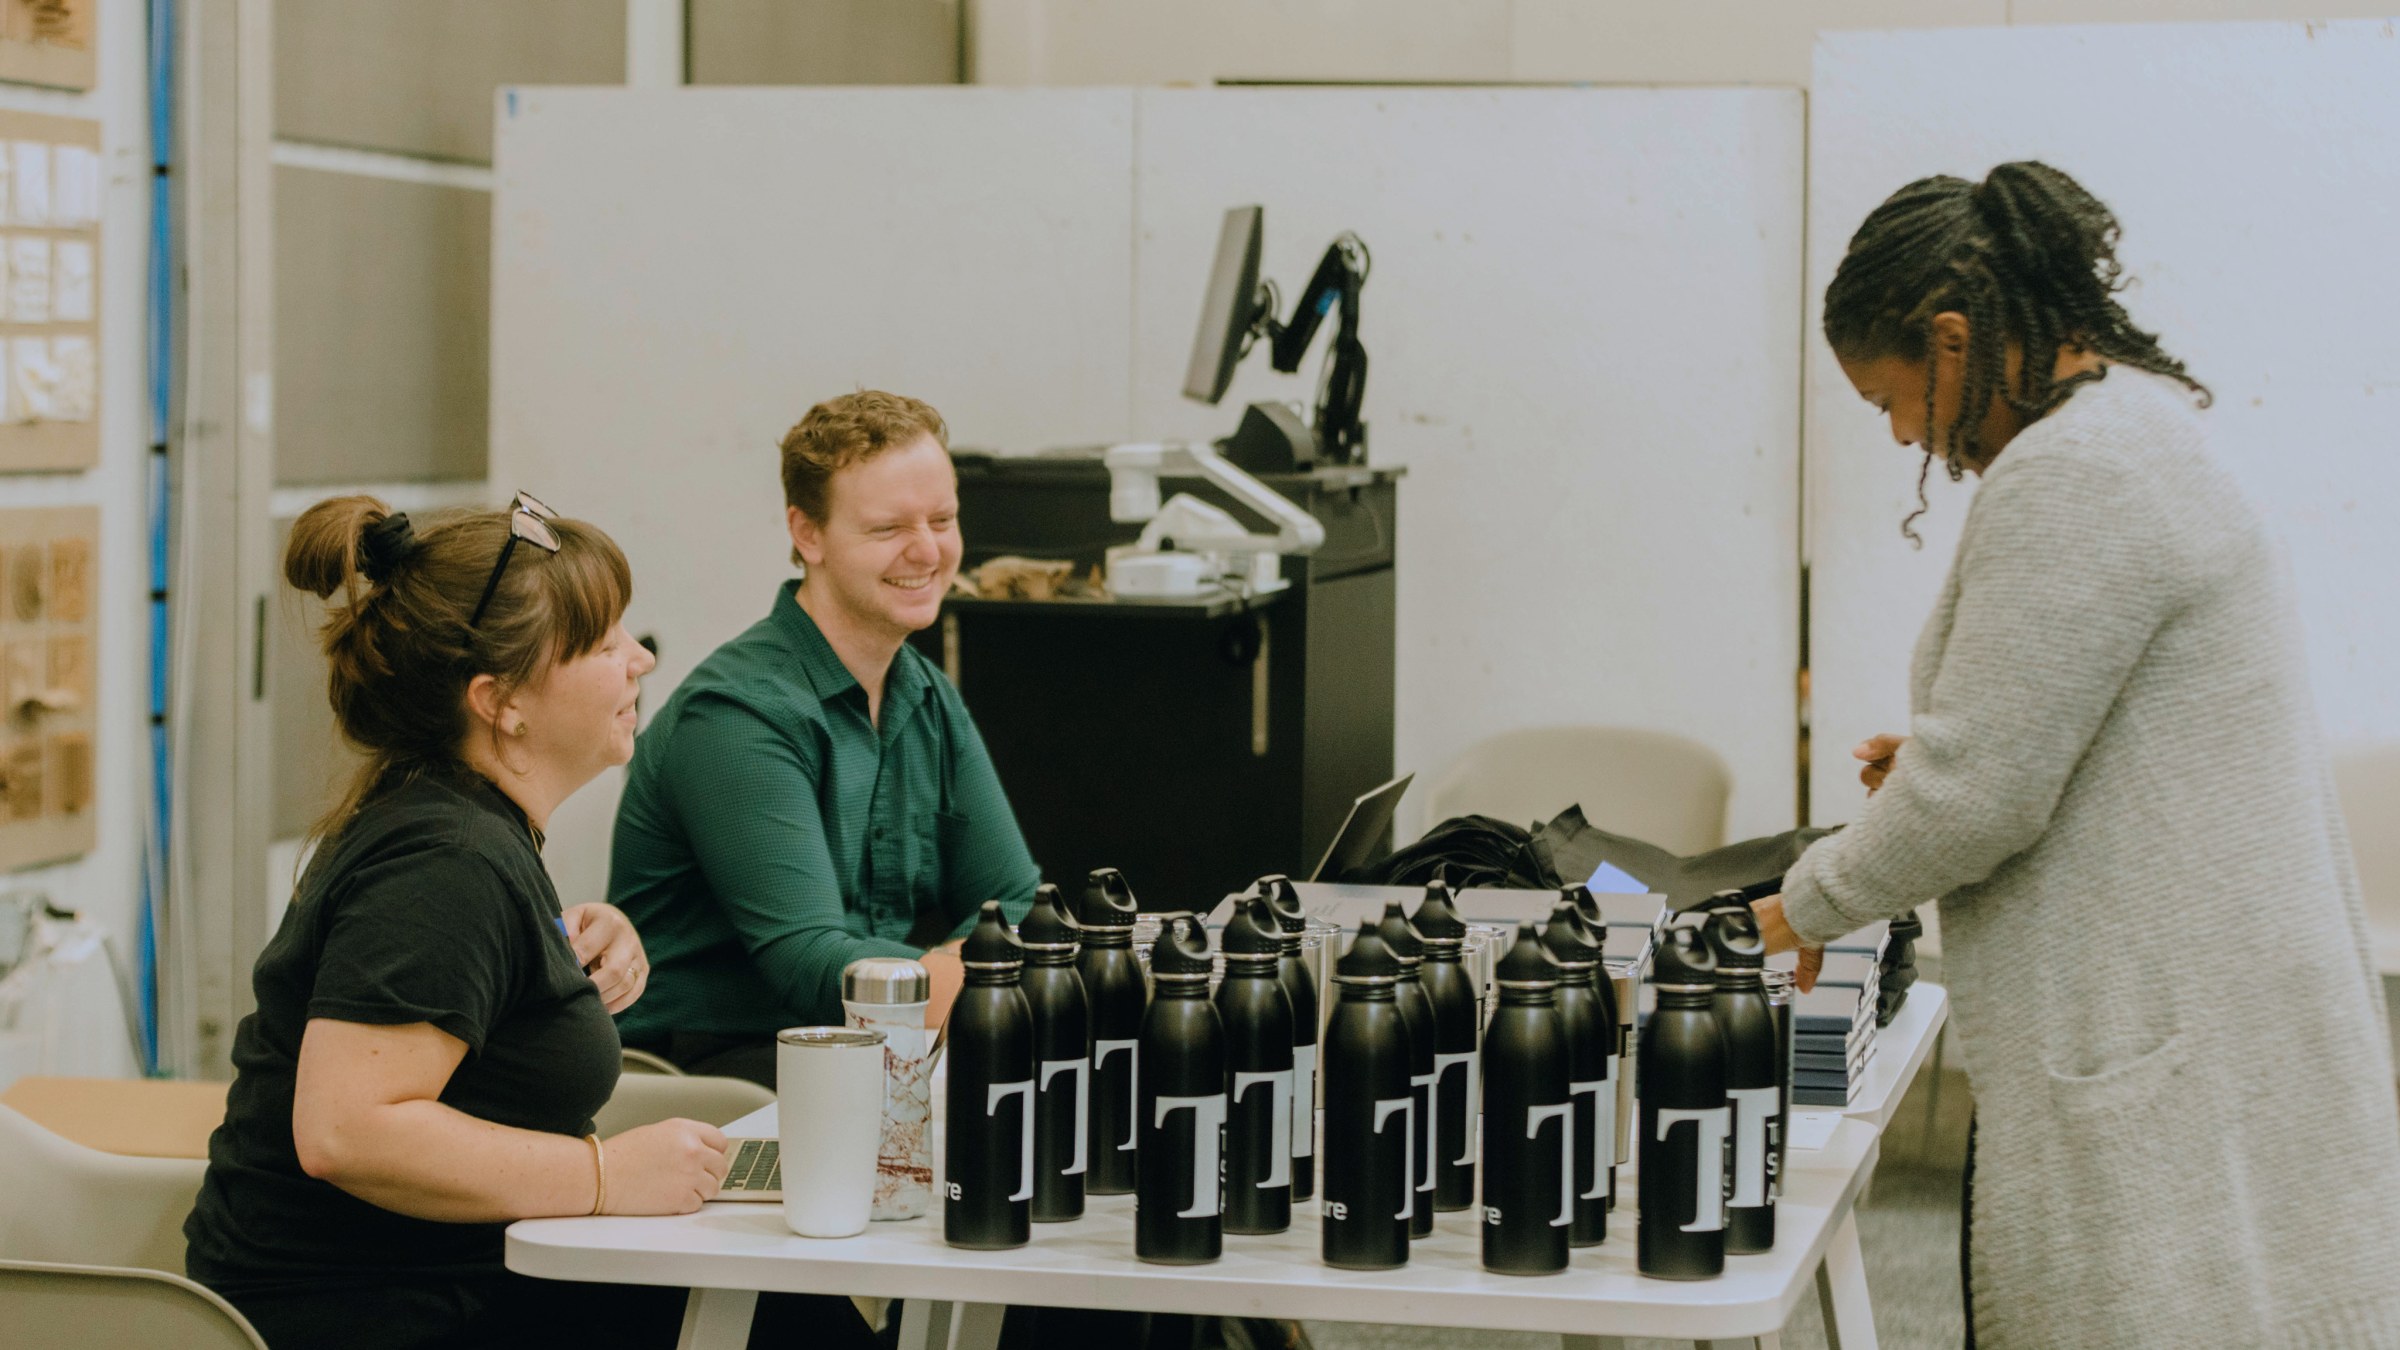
[1017, 883, 1080, 950]
[1255, 874, 1306, 935]
[1335, 919, 1400, 982]
[1652, 921, 1719, 990]
[1149, 913, 1213, 978]
[1494, 923, 1561, 986]
[1377, 900, 1423, 966]
[1540, 898, 1599, 968]
[1078, 867, 1137, 930]
[1703, 905, 1766, 971]
[1222, 893, 1282, 958]
[1702, 888, 1753, 920]
[961, 899, 1026, 967]
[1557, 886, 1609, 958]
[1410, 879, 1468, 943]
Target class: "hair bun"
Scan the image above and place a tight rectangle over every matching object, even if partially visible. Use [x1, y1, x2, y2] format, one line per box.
[359, 512, 418, 586]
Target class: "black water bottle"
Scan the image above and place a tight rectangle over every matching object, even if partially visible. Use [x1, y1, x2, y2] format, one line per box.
[1703, 897, 1779, 1253]
[1321, 920, 1412, 1270]
[1480, 924, 1572, 1276]
[1540, 896, 1609, 1247]
[1639, 922, 1728, 1280]
[1569, 886, 1628, 1211]
[1411, 878, 1479, 1213]
[945, 901, 1034, 1250]
[1214, 894, 1294, 1235]
[1077, 867, 1146, 1196]
[1018, 884, 1090, 1223]
[1377, 900, 1437, 1237]
[1256, 874, 1318, 1202]
[1136, 914, 1224, 1264]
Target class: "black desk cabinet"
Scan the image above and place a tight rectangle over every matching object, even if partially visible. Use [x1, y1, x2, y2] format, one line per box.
[908, 455, 1402, 910]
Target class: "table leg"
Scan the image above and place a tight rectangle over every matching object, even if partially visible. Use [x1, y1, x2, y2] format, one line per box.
[675, 1288, 758, 1350]
[1814, 1209, 1879, 1350]
[898, 1299, 1007, 1350]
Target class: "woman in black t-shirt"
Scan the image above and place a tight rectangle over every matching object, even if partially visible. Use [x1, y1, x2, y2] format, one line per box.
[184, 495, 874, 1350]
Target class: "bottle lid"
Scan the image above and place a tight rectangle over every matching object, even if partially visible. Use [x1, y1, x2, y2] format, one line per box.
[961, 899, 1026, 968]
[1703, 904, 1766, 971]
[1148, 912, 1213, 978]
[1539, 898, 1599, 968]
[1017, 883, 1081, 951]
[1377, 900, 1424, 967]
[841, 956, 931, 1004]
[1077, 867, 1137, 929]
[1494, 923, 1562, 987]
[1222, 893, 1282, 958]
[1334, 919, 1400, 983]
[775, 1027, 888, 1049]
[1410, 878, 1467, 943]
[1255, 873, 1307, 935]
[1652, 921, 1719, 991]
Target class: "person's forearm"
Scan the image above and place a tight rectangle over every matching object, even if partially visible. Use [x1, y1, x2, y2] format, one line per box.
[297, 1098, 600, 1224]
[751, 923, 920, 1022]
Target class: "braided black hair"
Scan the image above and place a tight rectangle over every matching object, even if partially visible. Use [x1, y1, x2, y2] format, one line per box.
[1822, 162, 2209, 543]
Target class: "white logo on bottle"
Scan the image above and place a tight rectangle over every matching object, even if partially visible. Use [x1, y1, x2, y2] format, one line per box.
[1371, 1096, 1414, 1221]
[1569, 1080, 1608, 1200]
[1233, 1069, 1294, 1188]
[1727, 1086, 1780, 1208]
[1290, 1044, 1317, 1159]
[1154, 1093, 1227, 1218]
[1411, 1071, 1436, 1197]
[1095, 1039, 1139, 1152]
[1435, 1050, 1478, 1166]
[1527, 1102, 1574, 1227]
[1040, 1057, 1091, 1176]
[986, 1080, 1036, 1202]
[1656, 1106, 1732, 1232]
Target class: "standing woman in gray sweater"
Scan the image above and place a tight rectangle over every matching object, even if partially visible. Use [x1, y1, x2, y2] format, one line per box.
[1755, 162, 2400, 1348]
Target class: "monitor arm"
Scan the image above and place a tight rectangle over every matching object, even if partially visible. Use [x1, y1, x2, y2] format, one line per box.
[1261, 232, 1369, 463]
[1103, 441, 1326, 555]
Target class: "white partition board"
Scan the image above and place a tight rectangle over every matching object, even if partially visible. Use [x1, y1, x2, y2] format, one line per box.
[1133, 88, 1803, 842]
[1806, 22, 2400, 825]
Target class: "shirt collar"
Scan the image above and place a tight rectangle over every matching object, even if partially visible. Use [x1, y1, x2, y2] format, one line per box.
[771, 581, 935, 727]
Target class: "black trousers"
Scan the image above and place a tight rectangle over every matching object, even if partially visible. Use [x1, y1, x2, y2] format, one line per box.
[1961, 1112, 1978, 1349]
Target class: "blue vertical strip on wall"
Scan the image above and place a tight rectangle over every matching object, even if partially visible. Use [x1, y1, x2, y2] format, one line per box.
[138, 0, 177, 1075]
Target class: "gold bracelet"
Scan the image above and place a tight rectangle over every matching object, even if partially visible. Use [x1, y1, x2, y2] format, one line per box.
[586, 1133, 607, 1216]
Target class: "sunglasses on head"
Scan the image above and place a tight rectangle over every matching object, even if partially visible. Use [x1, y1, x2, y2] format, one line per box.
[468, 491, 561, 629]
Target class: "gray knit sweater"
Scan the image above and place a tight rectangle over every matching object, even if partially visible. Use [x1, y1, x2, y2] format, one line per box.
[1784, 368, 2400, 1349]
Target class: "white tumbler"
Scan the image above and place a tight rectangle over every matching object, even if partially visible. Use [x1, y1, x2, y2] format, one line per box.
[775, 1027, 887, 1238]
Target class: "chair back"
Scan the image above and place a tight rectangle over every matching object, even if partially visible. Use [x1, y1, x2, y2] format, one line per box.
[1424, 726, 1732, 857]
[0, 1104, 206, 1272]
[0, 1258, 266, 1349]
[593, 1072, 775, 1137]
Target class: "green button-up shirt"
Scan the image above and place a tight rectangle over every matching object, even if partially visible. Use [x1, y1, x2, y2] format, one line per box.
[610, 582, 1040, 1037]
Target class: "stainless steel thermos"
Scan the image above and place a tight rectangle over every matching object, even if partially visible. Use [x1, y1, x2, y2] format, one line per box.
[1377, 900, 1438, 1237]
[1321, 919, 1413, 1270]
[1136, 914, 1225, 1264]
[1638, 922, 1728, 1279]
[1215, 893, 1295, 1235]
[1412, 878, 1480, 1213]
[1076, 867, 1146, 1196]
[1256, 874, 1318, 1202]
[1018, 883, 1090, 1224]
[1480, 923, 1572, 1276]
[1540, 895, 1610, 1247]
[945, 900, 1034, 1250]
[1703, 896, 1779, 1253]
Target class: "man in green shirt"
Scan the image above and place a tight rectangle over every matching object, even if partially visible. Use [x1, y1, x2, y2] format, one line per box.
[609, 390, 1040, 1081]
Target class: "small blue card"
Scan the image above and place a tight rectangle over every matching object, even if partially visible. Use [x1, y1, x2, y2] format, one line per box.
[1587, 861, 1649, 894]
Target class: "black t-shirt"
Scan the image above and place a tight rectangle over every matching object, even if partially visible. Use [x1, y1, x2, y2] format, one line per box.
[185, 768, 621, 1288]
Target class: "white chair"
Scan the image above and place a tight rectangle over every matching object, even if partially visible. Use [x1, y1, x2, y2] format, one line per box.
[620, 1046, 687, 1076]
[593, 1072, 775, 1136]
[1423, 726, 1733, 856]
[0, 1103, 206, 1273]
[0, 1259, 266, 1348]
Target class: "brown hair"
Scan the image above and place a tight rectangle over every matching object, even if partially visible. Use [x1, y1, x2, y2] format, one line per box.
[778, 390, 948, 564]
[284, 494, 632, 844]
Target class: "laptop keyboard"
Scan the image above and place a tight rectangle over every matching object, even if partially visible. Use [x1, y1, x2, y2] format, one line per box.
[720, 1138, 780, 1194]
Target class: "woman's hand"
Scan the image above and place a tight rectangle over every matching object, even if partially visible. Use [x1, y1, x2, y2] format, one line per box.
[563, 903, 649, 1014]
[1750, 894, 1825, 994]
[600, 1118, 732, 1215]
[1856, 733, 1906, 795]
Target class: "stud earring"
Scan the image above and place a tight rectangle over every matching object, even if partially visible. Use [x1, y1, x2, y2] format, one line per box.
[510, 721, 529, 737]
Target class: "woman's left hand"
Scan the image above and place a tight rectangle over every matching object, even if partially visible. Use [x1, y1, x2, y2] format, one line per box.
[1750, 894, 1824, 994]
[564, 903, 650, 1014]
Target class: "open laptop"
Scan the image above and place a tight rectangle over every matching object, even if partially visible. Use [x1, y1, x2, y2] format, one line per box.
[1309, 772, 1413, 882]
[716, 1138, 782, 1201]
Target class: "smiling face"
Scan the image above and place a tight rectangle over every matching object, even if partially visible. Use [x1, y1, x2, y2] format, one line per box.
[788, 433, 962, 641]
[507, 619, 656, 782]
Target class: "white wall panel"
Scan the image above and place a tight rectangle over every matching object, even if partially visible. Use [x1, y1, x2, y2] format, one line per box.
[1806, 22, 2400, 826]
[1133, 88, 1805, 842]
[1511, 0, 2006, 86]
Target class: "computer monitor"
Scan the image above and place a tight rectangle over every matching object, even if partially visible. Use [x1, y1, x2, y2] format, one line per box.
[1181, 205, 1264, 404]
